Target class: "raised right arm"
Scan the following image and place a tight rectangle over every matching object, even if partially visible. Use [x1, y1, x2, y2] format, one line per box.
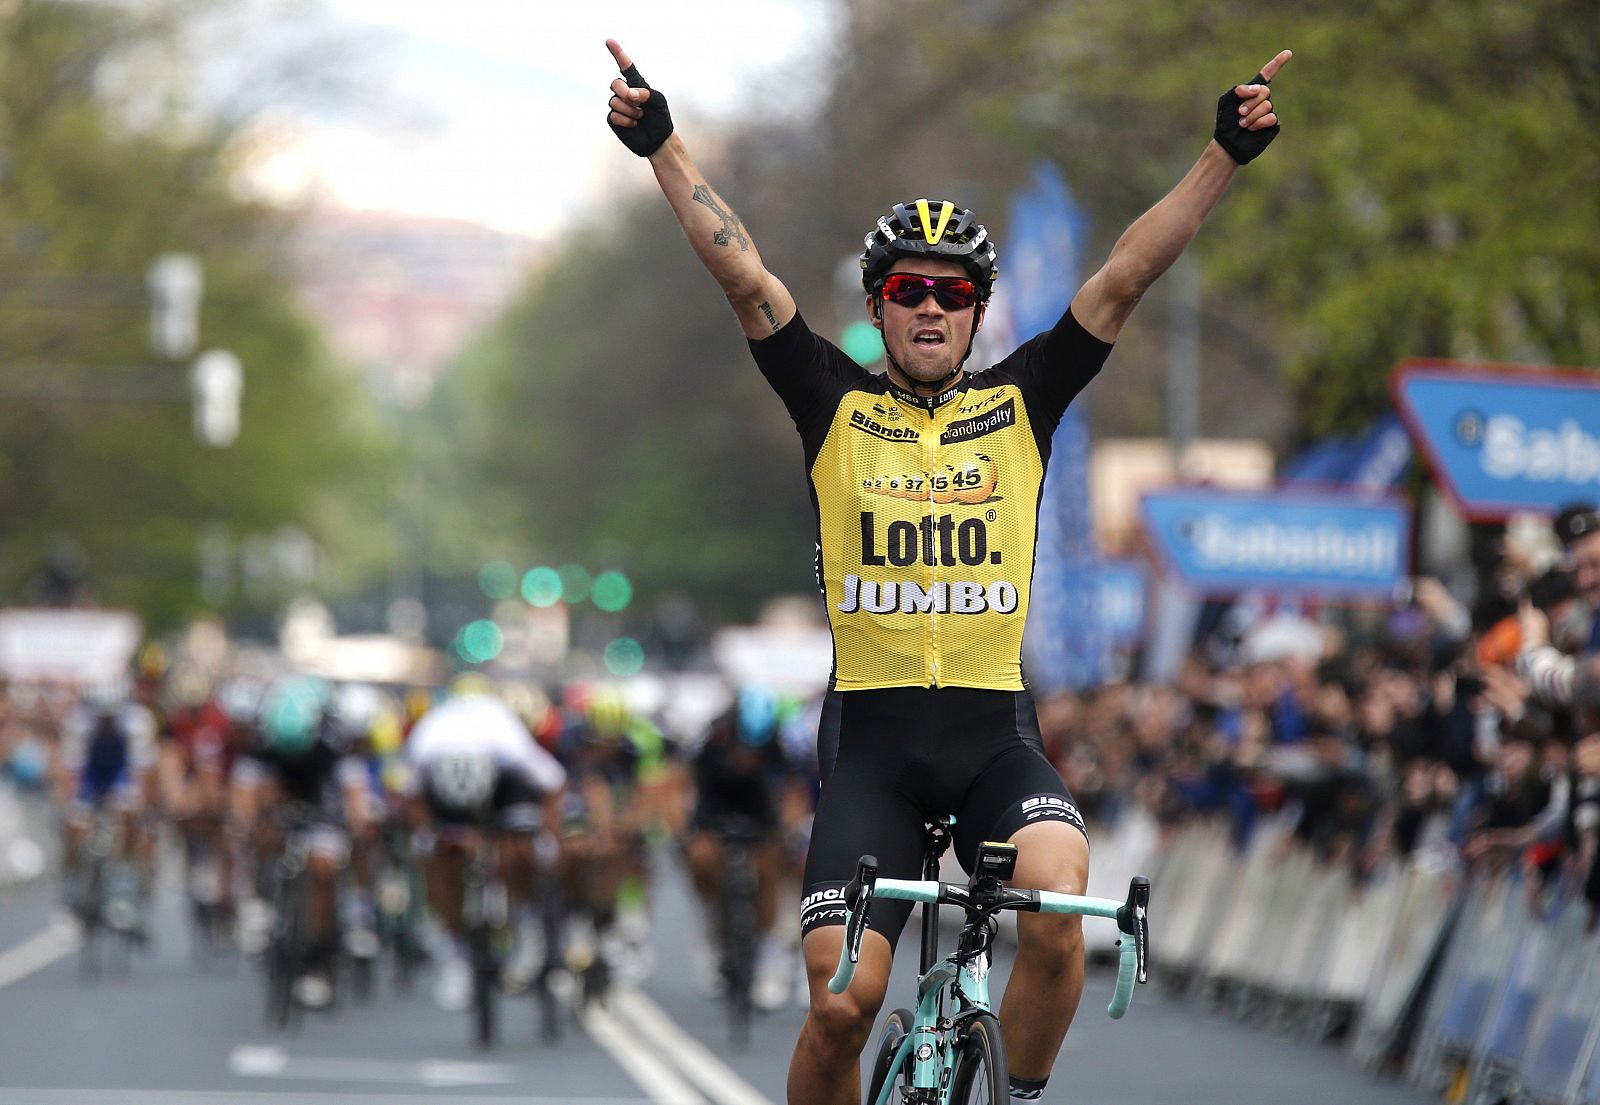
[606, 39, 795, 340]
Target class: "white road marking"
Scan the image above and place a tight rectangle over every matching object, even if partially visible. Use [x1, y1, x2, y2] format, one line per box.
[609, 989, 777, 1105]
[582, 1002, 710, 1104]
[0, 919, 79, 990]
[0, 1092, 655, 1105]
[228, 1045, 514, 1087]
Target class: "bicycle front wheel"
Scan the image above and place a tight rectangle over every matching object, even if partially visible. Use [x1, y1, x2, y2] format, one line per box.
[866, 1007, 914, 1105]
[948, 1012, 1007, 1105]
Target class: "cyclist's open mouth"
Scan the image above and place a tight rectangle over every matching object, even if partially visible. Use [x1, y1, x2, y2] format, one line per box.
[912, 329, 946, 348]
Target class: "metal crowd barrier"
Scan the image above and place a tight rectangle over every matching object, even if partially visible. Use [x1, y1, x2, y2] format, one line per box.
[1082, 807, 1160, 956]
[1135, 816, 1600, 1104]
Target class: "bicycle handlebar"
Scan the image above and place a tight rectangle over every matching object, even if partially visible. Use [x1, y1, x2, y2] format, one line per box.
[828, 863, 1150, 1020]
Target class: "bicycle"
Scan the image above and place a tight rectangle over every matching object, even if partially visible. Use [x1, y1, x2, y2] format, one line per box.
[374, 821, 428, 995]
[708, 813, 767, 1051]
[830, 818, 1150, 1105]
[460, 828, 511, 1049]
[73, 803, 146, 979]
[258, 803, 329, 1029]
[181, 811, 234, 971]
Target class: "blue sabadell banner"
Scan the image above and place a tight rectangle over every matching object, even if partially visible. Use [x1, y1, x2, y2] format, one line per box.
[1140, 488, 1409, 598]
[1395, 362, 1600, 519]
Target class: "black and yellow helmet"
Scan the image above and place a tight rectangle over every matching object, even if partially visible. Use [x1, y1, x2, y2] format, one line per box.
[860, 198, 998, 297]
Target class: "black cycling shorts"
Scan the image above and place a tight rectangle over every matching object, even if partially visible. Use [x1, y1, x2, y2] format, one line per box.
[799, 686, 1086, 948]
[424, 769, 544, 833]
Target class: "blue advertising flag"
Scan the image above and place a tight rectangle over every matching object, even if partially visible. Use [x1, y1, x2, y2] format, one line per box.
[1098, 559, 1149, 648]
[1394, 363, 1600, 519]
[1008, 162, 1106, 691]
[1281, 413, 1412, 490]
[1140, 487, 1410, 599]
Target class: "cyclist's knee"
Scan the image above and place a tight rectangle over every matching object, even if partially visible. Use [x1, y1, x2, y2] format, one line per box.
[683, 831, 721, 874]
[800, 928, 889, 1050]
[1008, 820, 1089, 896]
[1016, 911, 1083, 977]
[806, 985, 881, 1056]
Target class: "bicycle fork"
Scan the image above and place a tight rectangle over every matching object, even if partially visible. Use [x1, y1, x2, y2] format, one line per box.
[878, 953, 992, 1105]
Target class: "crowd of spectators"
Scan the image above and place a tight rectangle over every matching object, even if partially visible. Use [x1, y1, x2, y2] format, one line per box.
[1036, 505, 1600, 921]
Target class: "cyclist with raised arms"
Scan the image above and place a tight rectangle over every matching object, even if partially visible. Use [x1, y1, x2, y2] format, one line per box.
[604, 38, 1291, 1105]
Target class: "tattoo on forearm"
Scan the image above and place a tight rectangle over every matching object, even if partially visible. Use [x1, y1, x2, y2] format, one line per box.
[758, 301, 778, 331]
[691, 184, 750, 251]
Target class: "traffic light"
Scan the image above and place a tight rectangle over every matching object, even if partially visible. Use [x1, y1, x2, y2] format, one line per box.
[521, 567, 562, 607]
[593, 571, 633, 612]
[840, 319, 884, 367]
[148, 253, 203, 361]
[190, 350, 242, 447]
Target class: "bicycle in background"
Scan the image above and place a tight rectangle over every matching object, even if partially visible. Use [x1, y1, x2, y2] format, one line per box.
[831, 817, 1149, 1105]
[74, 802, 147, 979]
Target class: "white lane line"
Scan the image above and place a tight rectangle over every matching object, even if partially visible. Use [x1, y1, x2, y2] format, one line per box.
[609, 989, 776, 1105]
[582, 1002, 710, 1105]
[0, 1091, 655, 1105]
[228, 1045, 515, 1087]
[0, 919, 79, 991]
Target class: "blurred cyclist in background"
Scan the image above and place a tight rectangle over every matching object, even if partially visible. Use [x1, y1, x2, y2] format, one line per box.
[56, 678, 160, 938]
[683, 686, 808, 1011]
[232, 676, 372, 1010]
[555, 685, 676, 990]
[159, 668, 248, 942]
[405, 674, 567, 1010]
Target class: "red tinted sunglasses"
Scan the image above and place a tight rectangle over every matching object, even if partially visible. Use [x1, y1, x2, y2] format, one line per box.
[878, 272, 981, 311]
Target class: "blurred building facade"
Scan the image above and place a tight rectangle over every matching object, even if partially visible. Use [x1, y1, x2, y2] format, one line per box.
[292, 210, 542, 407]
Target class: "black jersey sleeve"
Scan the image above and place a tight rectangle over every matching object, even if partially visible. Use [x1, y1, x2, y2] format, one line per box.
[988, 307, 1113, 458]
[748, 312, 866, 462]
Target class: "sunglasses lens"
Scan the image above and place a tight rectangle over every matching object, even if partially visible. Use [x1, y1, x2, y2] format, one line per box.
[881, 274, 930, 306]
[881, 274, 978, 310]
[934, 279, 977, 310]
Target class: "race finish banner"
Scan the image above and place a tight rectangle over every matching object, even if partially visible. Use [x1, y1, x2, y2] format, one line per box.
[1009, 161, 1108, 691]
[0, 607, 143, 685]
[1140, 488, 1409, 599]
[1394, 361, 1600, 520]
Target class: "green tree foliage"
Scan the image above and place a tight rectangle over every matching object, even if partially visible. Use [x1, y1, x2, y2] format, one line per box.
[949, 0, 1600, 436]
[0, 0, 390, 629]
[439, 200, 817, 621]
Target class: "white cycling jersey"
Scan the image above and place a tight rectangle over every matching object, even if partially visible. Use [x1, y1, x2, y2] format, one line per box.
[405, 694, 566, 795]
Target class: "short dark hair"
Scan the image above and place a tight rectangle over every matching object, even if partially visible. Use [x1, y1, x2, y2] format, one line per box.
[1554, 502, 1600, 548]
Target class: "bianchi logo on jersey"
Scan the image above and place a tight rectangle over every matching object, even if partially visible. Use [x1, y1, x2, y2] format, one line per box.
[941, 399, 1016, 445]
[850, 409, 919, 442]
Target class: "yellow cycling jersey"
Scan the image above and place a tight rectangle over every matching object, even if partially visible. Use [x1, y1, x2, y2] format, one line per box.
[751, 311, 1112, 691]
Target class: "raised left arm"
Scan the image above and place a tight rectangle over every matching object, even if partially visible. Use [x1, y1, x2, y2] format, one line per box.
[1072, 49, 1291, 343]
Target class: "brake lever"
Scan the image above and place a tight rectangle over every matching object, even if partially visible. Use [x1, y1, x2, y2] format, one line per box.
[1117, 875, 1150, 984]
[842, 855, 878, 965]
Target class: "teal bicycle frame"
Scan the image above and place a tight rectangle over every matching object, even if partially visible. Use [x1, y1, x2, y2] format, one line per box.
[829, 835, 1149, 1105]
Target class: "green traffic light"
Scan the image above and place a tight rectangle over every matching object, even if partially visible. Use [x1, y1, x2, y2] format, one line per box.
[521, 566, 562, 607]
[603, 637, 645, 676]
[593, 571, 633, 612]
[478, 561, 518, 600]
[558, 563, 592, 604]
[458, 619, 504, 664]
[841, 319, 884, 367]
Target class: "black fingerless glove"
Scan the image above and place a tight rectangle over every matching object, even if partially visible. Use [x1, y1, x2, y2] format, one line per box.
[1213, 71, 1278, 165]
[609, 64, 674, 157]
